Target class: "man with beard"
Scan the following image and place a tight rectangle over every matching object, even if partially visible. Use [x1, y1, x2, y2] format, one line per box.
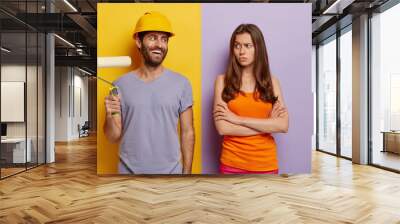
[104, 12, 194, 174]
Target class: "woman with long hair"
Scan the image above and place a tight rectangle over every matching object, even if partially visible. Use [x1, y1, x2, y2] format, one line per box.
[213, 24, 289, 174]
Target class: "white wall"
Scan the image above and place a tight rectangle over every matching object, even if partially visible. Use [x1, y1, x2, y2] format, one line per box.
[71, 73, 88, 137]
[1, 65, 25, 130]
[55, 66, 69, 141]
[54, 67, 89, 141]
[1, 65, 40, 137]
[1, 64, 45, 164]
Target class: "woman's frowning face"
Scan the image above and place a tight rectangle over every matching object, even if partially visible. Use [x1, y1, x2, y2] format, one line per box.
[233, 32, 255, 67]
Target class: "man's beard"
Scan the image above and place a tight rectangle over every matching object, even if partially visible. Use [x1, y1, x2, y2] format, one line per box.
[140, 44, 168, 68]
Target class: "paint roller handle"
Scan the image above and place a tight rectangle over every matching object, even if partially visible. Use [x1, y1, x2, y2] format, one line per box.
[105, 87, 121, 117]
[109, 87, 120, 116]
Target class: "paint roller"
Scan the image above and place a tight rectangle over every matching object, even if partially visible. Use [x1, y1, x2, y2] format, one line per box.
[98, 56, 131, 68]
[97, 56, 132, 115]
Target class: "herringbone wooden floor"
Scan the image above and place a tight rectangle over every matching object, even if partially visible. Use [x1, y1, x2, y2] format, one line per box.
[1, 135, 400, 224]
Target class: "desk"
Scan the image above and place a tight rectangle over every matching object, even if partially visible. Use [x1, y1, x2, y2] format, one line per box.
[1, 138, 31, 163]
[381, 131, 400, 154]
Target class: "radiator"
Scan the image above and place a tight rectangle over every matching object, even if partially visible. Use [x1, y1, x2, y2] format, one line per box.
[382, 131, 400, 154]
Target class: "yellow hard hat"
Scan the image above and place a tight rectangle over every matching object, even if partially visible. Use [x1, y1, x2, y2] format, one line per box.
[133, 11, 174, 37]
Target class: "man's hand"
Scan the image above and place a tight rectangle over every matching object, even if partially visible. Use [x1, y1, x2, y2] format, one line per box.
[105, 95, 121, 117]
[103, 95, 122, 143]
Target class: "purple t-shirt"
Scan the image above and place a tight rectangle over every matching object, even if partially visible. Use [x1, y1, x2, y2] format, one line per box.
[113, 69, 193, 174]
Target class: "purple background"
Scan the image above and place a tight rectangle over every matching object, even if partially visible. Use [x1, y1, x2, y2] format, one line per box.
[201, 3, 313, 174]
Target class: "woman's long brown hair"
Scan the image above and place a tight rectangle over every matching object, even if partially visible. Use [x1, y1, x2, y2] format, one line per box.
[222, 24, 277, 104]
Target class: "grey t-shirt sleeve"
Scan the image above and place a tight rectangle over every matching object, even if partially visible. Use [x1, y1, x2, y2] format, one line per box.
[178, 78, 193, 114]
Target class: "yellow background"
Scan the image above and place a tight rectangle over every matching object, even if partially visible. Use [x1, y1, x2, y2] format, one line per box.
[97, 3, 202, 174]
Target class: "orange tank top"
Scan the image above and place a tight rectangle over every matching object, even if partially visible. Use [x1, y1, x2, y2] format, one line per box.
[220, 92, 278, 171]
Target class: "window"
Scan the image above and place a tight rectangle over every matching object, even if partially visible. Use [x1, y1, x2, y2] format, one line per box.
[370, 2, 400, 171]
[339, 27, 352, 158]
[317, 35, 337, 155]
[0, 1, 46, 179]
